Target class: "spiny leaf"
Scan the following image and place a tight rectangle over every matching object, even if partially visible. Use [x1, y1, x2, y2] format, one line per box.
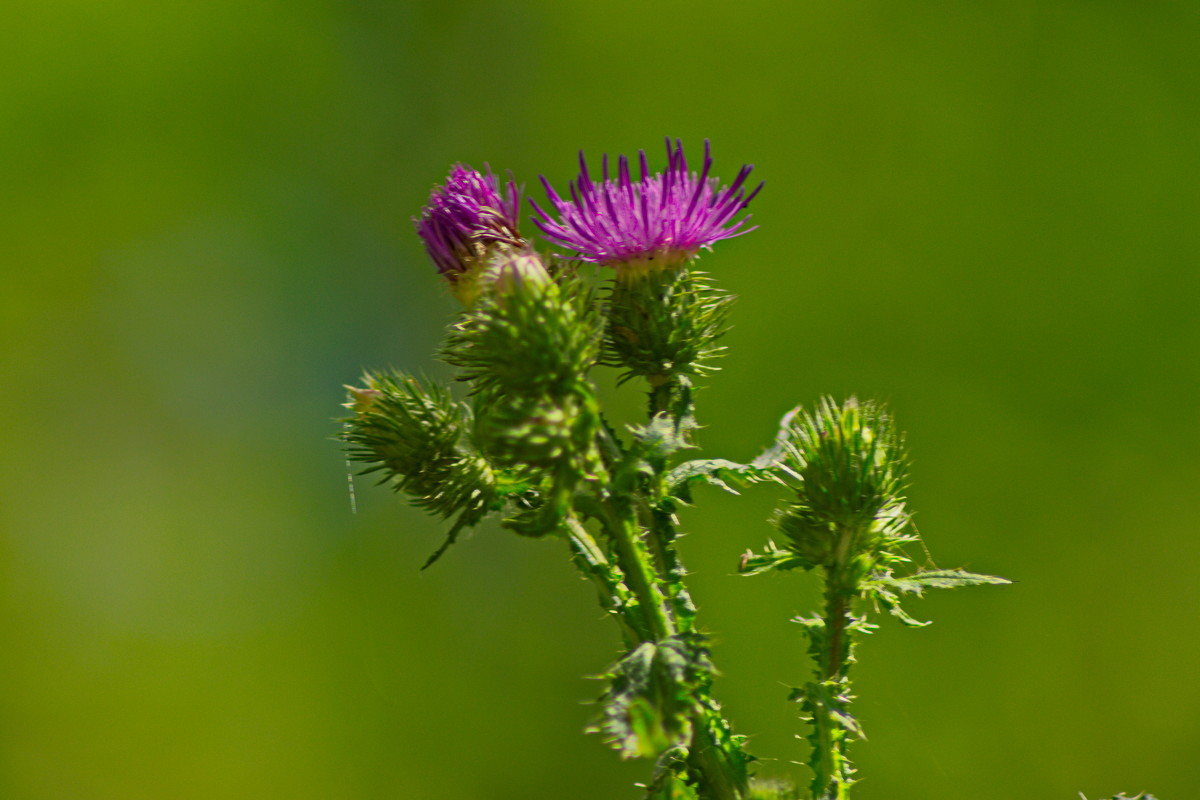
[869, 585, 932, 628]
[738, 541, 808, 576]
[881, 569, 1011, 595]
[591, 635, 721, 764]
[591, 641, 696, 760]
[666, 458, 747, 499]
[750, 405, 803, 471]
[640, 746, 696, 800]
[865, 569, 1010, 626]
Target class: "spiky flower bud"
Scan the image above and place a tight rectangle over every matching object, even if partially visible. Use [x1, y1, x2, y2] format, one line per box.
[443, 251, 601, 401]
[342, 370, 495, 523]
[489, 250, 552, 297]
[772, 398, 910, 573]
[415, 164, 525, 305]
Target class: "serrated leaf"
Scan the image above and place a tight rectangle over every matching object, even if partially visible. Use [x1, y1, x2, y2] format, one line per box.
[738, 541, 807, 576]
[591, 640, 698, 760]
[641, 746, 696, 800]
[630, 414, 696, 461]
[864, 568, 1009, 626]
[666, 458, 749, 498]
[750, 405, 803, 471]
[870, 585, 931, 627]
[882, 569, 1011, 595]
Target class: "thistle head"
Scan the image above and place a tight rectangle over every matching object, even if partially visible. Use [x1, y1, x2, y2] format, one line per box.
[530, 138, 762, 275]
[773, 398, 910, 571]
[415, 164, 524, 303]
[341, 371, 495, 523]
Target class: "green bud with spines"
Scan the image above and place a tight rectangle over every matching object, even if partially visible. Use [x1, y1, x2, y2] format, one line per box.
[604, 265, 733, 387]
[772, 397, 911, 573]
[341, 370, 495, 524]
[443, 250, 601, 401]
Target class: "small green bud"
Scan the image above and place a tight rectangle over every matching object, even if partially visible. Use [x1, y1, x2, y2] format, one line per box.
[443, 255, 601, 400]
[489, 250, 552, 297]
[773, 397, 909, 572]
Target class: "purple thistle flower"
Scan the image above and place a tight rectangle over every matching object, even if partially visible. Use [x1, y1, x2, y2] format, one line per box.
[415, 164, 524, 281]
[530, 139, 763, 270]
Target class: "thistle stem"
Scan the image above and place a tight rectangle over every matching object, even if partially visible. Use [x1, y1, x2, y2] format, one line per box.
[809, 528, 860, 800]
[691, 732, 744, 800]
[599, 499, 676, 642]
[645, 505, 698, 634]
[564, 515, 644, 646]
[648, 374, 673, 418]
[646, 374, 748, 799]
[809, 580, 854, 800]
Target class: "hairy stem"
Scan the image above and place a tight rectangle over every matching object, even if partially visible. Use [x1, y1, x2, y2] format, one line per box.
[599, 497, 676, 642]
[564, 514, 644, 646]
[809, 527, 859, 800]
[649, 375, 748, 799]
[691, 732, 744, 800]
[644, 504, 699, 634]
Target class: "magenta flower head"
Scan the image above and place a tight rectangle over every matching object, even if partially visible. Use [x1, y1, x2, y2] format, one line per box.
[530, 139, 763, 273]
[415, 164, 524, 302]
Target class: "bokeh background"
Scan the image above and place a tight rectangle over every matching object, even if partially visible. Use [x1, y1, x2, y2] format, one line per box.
[3, 1, 1198, 798]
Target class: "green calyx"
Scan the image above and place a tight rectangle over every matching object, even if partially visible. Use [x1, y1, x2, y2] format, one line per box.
[604, 265, 733, 387]
[475, 390, 599, 473]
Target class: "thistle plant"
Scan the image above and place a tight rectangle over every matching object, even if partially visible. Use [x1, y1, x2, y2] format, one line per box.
[738, 399, 1007, 799]
[340, 140, 1012, 799]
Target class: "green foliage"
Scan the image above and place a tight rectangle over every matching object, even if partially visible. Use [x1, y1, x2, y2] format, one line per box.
[345, 156, 1017, 800]
[593, 638, 699, 760]
[740, 398, 1009, 800]
[865, 569, 1012, 627]
[746, 779, 804, 800]
[791, 678, 860, 800]
[594, 633, 752, 800]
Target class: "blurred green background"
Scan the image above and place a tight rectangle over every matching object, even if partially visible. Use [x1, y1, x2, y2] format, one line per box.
[3, 1, 1198, 798]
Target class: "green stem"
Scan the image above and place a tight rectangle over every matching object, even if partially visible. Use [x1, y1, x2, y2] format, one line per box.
[645, 506, 698, 634]
[810, 527, 859, 800]
[646, 374, 747, 799]
[603, 503, 676, 642]
[690, 716, 748, 800]
[564, 515, 644, 646]
[809, 583, 854, 800]
[647, 373, 673, 417]
[641, 372, 697, 631]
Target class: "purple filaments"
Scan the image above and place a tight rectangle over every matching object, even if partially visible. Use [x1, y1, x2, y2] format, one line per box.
[530, 139, 763, 269]
[415, 164, 524, 280]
